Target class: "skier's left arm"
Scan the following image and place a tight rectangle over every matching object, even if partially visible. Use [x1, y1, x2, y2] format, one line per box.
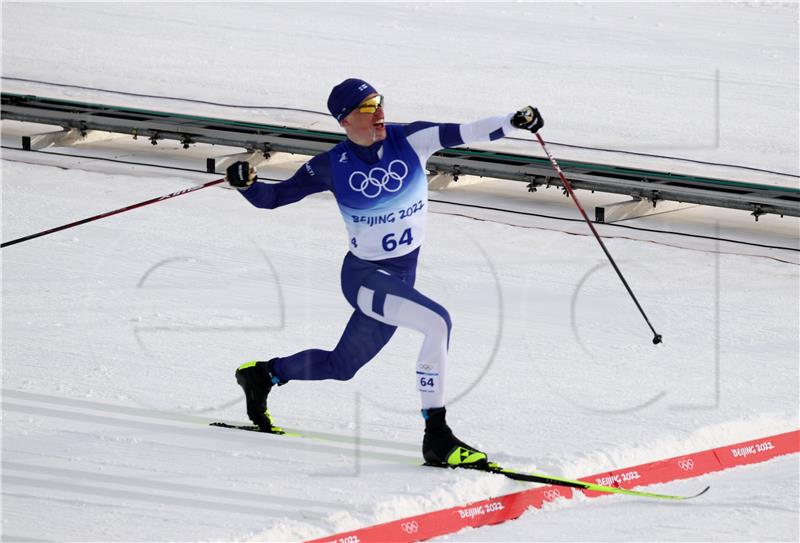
[403, 106, 544, 162]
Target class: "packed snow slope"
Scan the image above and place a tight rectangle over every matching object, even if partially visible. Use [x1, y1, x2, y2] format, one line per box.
[2, 2, 799, 542]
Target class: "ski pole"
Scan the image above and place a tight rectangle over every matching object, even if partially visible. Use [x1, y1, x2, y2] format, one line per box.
[534, 132, 663, 345]
[1, 178, 226, 249]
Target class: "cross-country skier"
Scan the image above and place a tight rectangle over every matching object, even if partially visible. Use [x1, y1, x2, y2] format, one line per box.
[226, 78, 543, 468]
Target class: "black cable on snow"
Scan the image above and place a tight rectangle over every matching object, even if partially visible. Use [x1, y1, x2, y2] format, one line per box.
[1, 76, 323, 115]
[428, 198, 799, 254]
[3, 75, 798, 179]
[502, 136, 800, 179]
[3, 145, 798, 255]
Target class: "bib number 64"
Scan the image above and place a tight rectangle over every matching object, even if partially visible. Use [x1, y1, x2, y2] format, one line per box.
[382, 228, 413, 252]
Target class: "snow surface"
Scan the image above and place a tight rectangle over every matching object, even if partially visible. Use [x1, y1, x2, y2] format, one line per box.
[2, 2, 799, 542]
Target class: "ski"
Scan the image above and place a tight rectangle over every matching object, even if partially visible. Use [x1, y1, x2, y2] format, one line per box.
[210, 421, 293, 436]
[429, 462, 710, 501]
[209, 421, 420, 458]
[210, 421, 709, 501]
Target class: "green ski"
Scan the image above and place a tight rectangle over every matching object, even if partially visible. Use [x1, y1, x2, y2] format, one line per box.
[211, 421, 709, 501]
[429, 461, 710, 501]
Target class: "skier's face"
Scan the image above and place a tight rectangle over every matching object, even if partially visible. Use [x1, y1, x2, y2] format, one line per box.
[341, 93, 386, 146]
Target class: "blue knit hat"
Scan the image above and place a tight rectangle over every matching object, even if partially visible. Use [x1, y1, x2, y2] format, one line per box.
[327, 78, 378, 121]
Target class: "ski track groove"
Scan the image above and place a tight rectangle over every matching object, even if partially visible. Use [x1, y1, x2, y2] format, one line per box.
[2, 388, 419, 451]
[1, 474, 308, 519]
[2, 461, 339, 510]
[2, 400, 418, 465]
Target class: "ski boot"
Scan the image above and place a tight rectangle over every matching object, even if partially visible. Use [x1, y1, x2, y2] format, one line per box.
[422, 407, 488, 468]
[235, 359, 283, 433]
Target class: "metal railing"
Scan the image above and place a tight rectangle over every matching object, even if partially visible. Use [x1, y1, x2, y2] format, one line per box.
[3, 92, 798, 219]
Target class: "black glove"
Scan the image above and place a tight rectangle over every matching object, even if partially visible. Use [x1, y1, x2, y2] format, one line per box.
[225, 161, 257, 189]
[511, 106, 544, 133]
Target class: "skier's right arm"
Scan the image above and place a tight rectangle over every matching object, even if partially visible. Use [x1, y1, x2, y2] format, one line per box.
[226, 154, 332, 209]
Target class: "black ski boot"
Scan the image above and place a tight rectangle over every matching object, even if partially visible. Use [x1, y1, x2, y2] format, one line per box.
[235, 359, 283, 433]
[422, 407, 488, 468]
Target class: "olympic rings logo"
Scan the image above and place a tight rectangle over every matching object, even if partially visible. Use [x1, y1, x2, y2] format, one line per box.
[678, 459, 695, 471]
[400, 521, 419, 534]
[543, 489, 562, 502]
[348, 160, 408, 198]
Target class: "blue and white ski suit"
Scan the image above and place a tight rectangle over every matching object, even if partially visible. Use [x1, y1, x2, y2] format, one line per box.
[240, 114, 515, 408]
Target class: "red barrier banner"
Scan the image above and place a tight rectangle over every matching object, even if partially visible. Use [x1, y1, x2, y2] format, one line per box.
[307, 430, 799, 543]
[714, 431, 799, 469]
[581, 449, 721, 498]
